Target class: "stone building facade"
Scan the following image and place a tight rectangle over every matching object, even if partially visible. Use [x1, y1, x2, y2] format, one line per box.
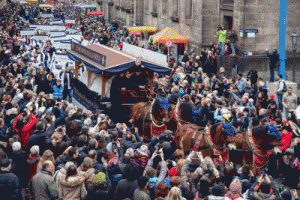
[99, 0, 300, 54]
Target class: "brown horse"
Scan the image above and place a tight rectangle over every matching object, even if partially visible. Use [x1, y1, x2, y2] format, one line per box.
[232, 125, 282, 170]
[175, 123, 234, 159]
[129, 98, 172, 138]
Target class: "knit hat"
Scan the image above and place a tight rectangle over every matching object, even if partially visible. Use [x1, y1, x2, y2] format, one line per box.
[269, 94, 275, 100]
[108, 158, 119, 167]
[212, 185, 223, 196]
[168, 167, 179, 177]
[94, 172, 106, 184]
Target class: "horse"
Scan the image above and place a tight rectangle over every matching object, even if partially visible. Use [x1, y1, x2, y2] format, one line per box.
[174, 123, 236, 160]
[129, 98, 173, 138]
[231, 125, 282, 171]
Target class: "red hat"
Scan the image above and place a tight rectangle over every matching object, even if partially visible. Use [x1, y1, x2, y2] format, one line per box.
[168, 167, 179, 177]
[269, 94, 275, 100]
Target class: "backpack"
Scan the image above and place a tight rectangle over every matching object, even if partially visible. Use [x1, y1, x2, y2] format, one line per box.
[282, 80, 287, 92]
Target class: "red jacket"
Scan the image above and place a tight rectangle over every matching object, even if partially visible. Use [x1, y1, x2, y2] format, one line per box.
[280, 131, 292, 152]
[13, 113, 37, 150]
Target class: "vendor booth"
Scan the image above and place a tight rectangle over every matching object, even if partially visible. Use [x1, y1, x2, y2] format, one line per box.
[87, 12, 103, 16]
[151, 27, 188, 61]
[67, 41, 171, 113]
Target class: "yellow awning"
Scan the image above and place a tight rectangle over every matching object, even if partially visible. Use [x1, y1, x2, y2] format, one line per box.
[127, 26, 157, 32]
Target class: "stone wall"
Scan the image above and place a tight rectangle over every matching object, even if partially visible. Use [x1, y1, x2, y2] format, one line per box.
[217, 55, 300, 84]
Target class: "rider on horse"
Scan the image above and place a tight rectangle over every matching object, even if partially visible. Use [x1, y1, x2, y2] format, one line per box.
[239, 108, 251, 132]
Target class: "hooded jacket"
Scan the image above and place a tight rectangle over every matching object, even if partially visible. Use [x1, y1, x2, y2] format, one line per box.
[58, 174, 87, 200]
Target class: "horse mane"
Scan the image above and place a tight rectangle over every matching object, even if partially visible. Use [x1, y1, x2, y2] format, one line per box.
[152, 98, 162, 117]
[210, 123, 221, 135]
[252, 125, 268, 138]
[179, 102, 193, 122]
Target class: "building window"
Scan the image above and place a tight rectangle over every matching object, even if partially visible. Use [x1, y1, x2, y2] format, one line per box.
[185, 0, 192, 19]
[153, 0, 158, 12]
[145, 0, 148, 10]
[162, 0, 167, 17]
[172, 0, 178, 16]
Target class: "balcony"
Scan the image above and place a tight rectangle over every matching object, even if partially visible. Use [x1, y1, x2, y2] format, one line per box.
[125, 8, 133, 13]
[108, 2, 114, 6]
[151, 12, 158, 17]
[170, 16, 179, 22]
[116, 5, 120, 9]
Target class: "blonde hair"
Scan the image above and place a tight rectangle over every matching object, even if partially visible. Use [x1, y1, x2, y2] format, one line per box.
[166, 186, 185, 200]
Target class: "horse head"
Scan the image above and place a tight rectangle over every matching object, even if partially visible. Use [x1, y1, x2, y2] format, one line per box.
[210, 123, 237, 151]
[252, 125, 282, 155]
[151, 98, 171, 124]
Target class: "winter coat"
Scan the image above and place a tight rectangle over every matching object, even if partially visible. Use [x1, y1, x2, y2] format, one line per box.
[0, 170, 20, 200]
[13, 113, 37, 150]
[115, 179, 138, 200]
[280, 131, 292, 152]
[87, 181, 112, 200]
[282, 93, 297, 111]
[133, 151, 149, 175]
[58, 174, 87, 200]
[27, 154, 41, 186]
[27, 130, 48, 155]
[235, 77, 247, 94]
[11, 150, 28, 188]
[133, 188, 151, 200]
[30, 170, 58, 200]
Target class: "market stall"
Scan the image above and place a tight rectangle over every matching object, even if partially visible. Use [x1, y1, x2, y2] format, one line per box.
[127, 26, 157, 32]
[87, 12, 103, 16]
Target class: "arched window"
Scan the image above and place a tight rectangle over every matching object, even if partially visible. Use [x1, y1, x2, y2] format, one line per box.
[185, 0, 192, 19]
[153, 0, 158, 12]
[162, 0, 167, 17]
[172, 0, 178, 16]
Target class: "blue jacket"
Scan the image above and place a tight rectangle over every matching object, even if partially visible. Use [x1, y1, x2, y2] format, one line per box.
[53, 85, 64, 100]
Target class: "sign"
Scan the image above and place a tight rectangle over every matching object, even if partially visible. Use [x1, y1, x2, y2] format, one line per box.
[170, 43, 178, 61]
[50, 32, 66, 37]
[239, 29, 259, 33]
[65, 19, 76, 24]
[20, 31, 35, 36]
[32, 36, 49, 41]
[248, 52, 253, 56]
[71, 41, 107, 67]
[166, 40, 172, 47]
[122, 42, 168, 67]
[53, 42, 72, 49]
[247, 32, 255, 38]
[40, 14, 55, 18]
[239, 32, 243, 37]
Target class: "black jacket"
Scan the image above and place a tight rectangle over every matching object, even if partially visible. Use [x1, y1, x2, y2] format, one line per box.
[0, 171, 20, 200]
[27, 130, 48, 155]
[11, 150, 28, 188]
[169, 92, 181, 104]
[87, 181, 112, 200]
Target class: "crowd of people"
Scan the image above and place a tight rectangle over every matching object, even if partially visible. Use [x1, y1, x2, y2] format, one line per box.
[1, 1, 300, 200]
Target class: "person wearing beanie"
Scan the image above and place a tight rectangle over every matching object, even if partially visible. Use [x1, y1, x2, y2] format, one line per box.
[133, 176, 150, 200]
[134, 145, 149, 176]
[207, 184, 224, 200]
[87, 171, 111, 200]
[239, 108, 250, 132]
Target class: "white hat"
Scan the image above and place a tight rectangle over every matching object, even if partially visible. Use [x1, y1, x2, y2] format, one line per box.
[137, 145, 148, 156]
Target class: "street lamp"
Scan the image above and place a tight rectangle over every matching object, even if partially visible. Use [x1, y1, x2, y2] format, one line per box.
[290, 30, 299, 82]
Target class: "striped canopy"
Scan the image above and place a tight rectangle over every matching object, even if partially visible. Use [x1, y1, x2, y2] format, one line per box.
[151, 27, 188, 44]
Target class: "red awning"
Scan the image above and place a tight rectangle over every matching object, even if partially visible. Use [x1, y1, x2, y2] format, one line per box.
[87, 12, 103, 16]
[130, 31, 141, 36]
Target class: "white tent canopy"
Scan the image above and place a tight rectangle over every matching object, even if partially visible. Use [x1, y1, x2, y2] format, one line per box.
[73, 3, 96, 8]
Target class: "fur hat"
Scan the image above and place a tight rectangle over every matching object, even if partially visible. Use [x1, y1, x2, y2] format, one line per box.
[137, 145, 148, 156]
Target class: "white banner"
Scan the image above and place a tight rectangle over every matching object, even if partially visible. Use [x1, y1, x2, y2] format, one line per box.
[122, 42, 168, 67]
[65, 19, 75, 24]
[66, 28, 80, 34]
[66, 34, 82, 41]
[32, 36, 49, 41]
[40, 14, 55, 18]
[52, 42, 71, 49]
[35, 25, 66, 31]
[50, 32, 66, 37]
[20, 31, 35, 36]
